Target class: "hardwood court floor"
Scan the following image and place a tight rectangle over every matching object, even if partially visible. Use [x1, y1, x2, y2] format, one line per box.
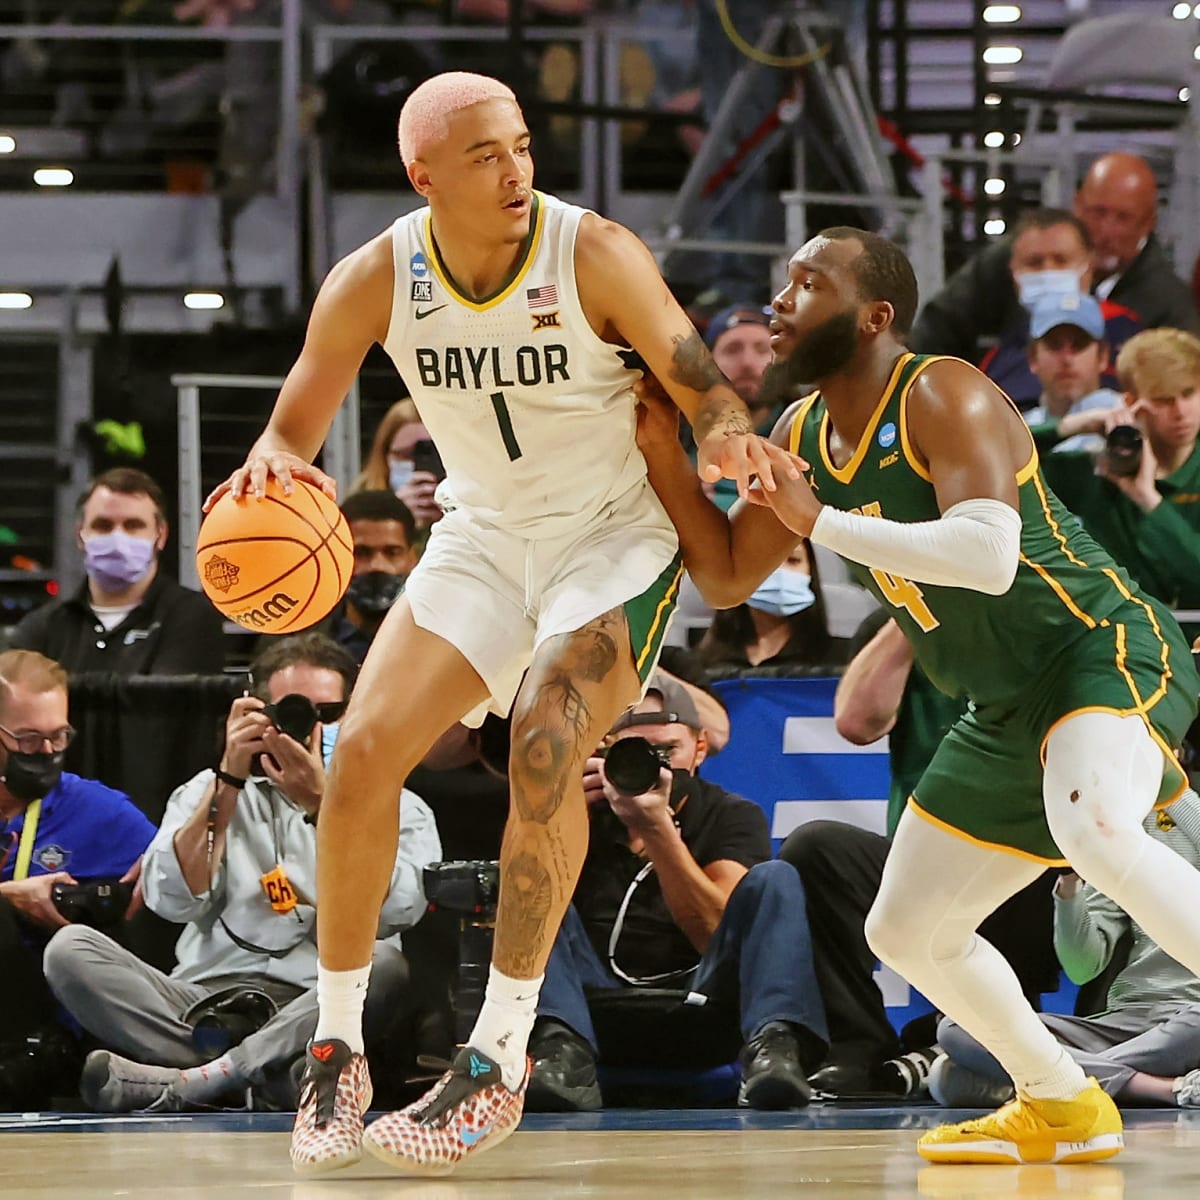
[3, 1108, 1200, 1199]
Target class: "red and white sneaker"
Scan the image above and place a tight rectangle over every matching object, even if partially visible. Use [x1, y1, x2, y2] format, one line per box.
[362, 1046, 528, 1176]
[290, 1039, 373, 1175]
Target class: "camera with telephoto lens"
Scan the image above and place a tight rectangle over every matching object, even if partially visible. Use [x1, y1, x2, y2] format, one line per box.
[423, 860, 500, 916]
[1104, 424, 1143, 478]
[602, 736, 673, 796]
[51, 878, 134, 928]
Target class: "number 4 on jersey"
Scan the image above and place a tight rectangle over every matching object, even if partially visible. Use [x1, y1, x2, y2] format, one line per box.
[854, 501, 940, 632]
[490, 391, 523, 461]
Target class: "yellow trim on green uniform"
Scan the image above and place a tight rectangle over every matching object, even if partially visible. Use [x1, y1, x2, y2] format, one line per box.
[818, 353, 913, 484]
[423, 192, 546, 311]
[907, 796, 1069, 867]
[626, 553, 684, 681]
[787, 393, 820, 456]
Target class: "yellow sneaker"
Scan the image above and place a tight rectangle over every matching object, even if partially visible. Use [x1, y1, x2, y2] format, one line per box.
[918, 1078, 1123, 1165]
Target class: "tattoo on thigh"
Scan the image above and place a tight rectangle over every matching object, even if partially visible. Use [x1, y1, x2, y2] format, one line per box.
[496, 850, 554, 977]
[510, 613, 626, 824]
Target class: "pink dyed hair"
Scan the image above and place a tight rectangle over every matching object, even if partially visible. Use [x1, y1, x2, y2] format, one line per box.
[398, 72, 518, 165]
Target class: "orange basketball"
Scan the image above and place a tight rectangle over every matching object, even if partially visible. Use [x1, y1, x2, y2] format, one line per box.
[196, 478, 354, 634]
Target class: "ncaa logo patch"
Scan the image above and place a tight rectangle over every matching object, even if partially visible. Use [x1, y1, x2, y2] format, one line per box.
[410, 252, 428, 280]
[35, 844, 69, 871]
[411, 280, 433, 303]
[877, 421, 897, 449]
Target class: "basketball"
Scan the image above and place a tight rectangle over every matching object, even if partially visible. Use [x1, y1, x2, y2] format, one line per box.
[196, 478, 354, 634]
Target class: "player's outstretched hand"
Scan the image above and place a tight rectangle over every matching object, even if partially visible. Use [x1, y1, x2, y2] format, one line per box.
[203, 452, 337, 511]
[742, 441, 820, 534]
[698, 427, 802, 501]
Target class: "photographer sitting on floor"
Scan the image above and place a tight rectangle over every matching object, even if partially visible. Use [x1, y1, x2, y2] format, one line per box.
[0, 650, 155, 1107]
[525, 674, 828, 1112]
[45, 632, 441, 1112]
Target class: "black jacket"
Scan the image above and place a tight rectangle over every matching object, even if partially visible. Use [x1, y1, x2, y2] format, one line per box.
[10, 569, 226, 675]
[910, 232, 1199, 363]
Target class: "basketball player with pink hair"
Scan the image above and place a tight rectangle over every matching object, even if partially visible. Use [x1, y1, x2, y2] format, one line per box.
[205, 71, 783, 1175]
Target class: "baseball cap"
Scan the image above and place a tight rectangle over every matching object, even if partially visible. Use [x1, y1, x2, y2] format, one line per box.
[1029, 292, 1105, 342]
[704, 303, 774, 350]
[610, 673, 702, 734]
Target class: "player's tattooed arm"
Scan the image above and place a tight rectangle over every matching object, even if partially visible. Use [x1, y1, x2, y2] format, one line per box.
[669, 331, 753, 444]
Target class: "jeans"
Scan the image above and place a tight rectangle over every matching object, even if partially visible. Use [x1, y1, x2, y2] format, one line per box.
[539, 859, 827, 1060]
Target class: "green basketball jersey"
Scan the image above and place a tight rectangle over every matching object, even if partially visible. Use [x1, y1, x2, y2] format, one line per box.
[790, 352, 1158, 707]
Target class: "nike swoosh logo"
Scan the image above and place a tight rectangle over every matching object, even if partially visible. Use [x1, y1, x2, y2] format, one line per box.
[461, 1123, 494, 1147]
[415, 305, 447, 320]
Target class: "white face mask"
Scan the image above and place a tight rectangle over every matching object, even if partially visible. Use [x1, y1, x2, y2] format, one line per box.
[1015, 268, 1088, 310]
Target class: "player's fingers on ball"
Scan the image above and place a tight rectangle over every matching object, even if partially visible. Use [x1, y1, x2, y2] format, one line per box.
[269, 456, 295, 495]
[247, 461, 271, 498]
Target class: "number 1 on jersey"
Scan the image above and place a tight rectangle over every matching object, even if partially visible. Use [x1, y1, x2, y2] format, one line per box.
[490, 391, 523, 461]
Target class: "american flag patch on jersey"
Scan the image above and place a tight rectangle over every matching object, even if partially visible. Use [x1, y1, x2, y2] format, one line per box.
[527, 285, 558, 309]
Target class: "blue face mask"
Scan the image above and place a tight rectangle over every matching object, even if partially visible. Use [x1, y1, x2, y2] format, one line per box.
[321, 722, 340, 767]
[1016, 268, 1087, 310]
[389, 461, 415, 494]
[747, 568, 815, 617]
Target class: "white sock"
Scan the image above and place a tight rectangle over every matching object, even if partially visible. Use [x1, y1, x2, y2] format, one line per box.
[468, 967, 543, 1089]
[314, 963, 371, 1055]
[1018, 1047, 1089, 1101]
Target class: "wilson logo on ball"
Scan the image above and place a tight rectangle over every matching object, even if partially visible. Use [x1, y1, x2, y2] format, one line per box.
[202, 554, 241, 594]
[231, 591, 299, 629]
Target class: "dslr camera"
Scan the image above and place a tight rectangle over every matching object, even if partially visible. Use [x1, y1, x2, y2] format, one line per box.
[1104, 424, 1143, 478]
[51, 878, 134, 928]
[424, 860, 500, 917]
[602, 736, 673, 796]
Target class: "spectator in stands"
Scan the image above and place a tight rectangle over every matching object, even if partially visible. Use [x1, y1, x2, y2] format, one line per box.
[1022, 292, 1125, 453]
[779, 613, 1059, 1098]
[976, 209, 1142, 408]
[526, 674, 827, 1112]
[0, 650, 155, 1108]
[352, 399, 443, 536]
[706, 304, 778, 431]
[45, 632, 441, 1112]
[1033, 327, 1200, 642]
[911, 154, 1199, 365]
[322, 490, 417, 665]
[9, 468, 226, 675]
[931, 790, 1200, 1111]
[695, 539, 839, 678]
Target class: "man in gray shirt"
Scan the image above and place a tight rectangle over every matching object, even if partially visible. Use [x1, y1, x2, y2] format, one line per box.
[44, 631, 441, 1111]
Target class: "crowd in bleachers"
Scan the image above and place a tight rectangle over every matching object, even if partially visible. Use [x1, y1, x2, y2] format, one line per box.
[7, 0, 1200, 1115]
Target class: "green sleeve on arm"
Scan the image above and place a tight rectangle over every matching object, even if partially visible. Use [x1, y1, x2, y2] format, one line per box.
[1027, 421, 1063, 456]
[1053, 888, 1128, 985]
[1137, 501, 1200, 602]
[1038, 450, 1097, 514]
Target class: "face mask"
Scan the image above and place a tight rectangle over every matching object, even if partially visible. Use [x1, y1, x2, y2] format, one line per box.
[345, 571, 405, 618]
[321, 722, 340, 767]
[747, 568, 815, 617]
[1016, 268, 1087, 310]
[389, 461, 415, 494]
[83, 530, 157, 591]
[2, 750, 65, 802]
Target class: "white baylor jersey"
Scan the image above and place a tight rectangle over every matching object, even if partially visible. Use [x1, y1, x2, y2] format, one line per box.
[381, 191, 652, 537]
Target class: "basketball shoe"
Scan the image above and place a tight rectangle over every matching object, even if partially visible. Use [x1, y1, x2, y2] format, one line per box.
[289, 1039, 373, 1175]
[918, 1077, 1123, 1165]
[362, 1046, 528, 1176]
